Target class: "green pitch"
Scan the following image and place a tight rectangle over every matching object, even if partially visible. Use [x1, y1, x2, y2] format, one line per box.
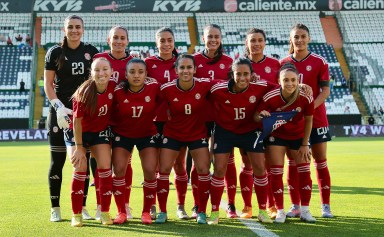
[0, 137, 383, 237]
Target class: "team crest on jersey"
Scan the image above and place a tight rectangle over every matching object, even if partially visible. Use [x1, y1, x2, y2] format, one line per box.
[296, 107, 302, 112]
[163, 138, 168, 144]
[249, 96, 256, 103]
[84, 53, 91, 60]
[219, 64, 225, 69]
[195, 93, 201, 100]
[265, 66, 271, 73]
[145, 96, 151, 102]
[115, 136, 120, 142]
[108, 93, 113, 100]
[269, 136, 275, 142]
[306, 65, 312, 71]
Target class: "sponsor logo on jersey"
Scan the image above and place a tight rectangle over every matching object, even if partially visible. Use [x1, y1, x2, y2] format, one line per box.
[198, 64, 203, 68]
[249, 95, 256, 103]
[145, 96, 151, 102]
[173, 98, 179, 102]
[108, 93, 113, 100]
[225, 100, 230, 104]
[265, 66, 271, 73]
[153, 0, 201, 12]
[306, 65, 312, 71]
[195, 93, 201, 100]
[124, 99, 129, 103]
[84, 53, 91, 60]
[152, 64, 157, 69]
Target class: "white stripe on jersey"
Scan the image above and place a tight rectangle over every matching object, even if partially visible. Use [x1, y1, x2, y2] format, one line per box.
[160, 80, 177, 90]
[45, 45, 60, 63]
[263, 88, 280, 101]
[210, 82, 228, 93]
[299, 90, 314, 103]
[310, 53, 328, 64]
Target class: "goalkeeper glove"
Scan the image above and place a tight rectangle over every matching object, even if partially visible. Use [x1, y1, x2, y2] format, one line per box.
[50, 98, 72, 129]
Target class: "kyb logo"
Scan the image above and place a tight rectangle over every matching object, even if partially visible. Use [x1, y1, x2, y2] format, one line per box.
[34, 0, 82, 11]
[153, 0, 201, 11]
[0, 2, 9, 11]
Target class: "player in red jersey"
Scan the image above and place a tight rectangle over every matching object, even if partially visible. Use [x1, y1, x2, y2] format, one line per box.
[208, 58, 274, 225]
[255, 62, 315, 223]
[110, 58, 161, 225]
[156, 54, 212, 224]
[281, 24, 333, 218]
[93, 26, 135, 220]
[68, 57, 116, 227]
[192, 24, 238, 219]
[145, 28, 190, 220]
[240, 28, 281, 219]
[44, 15, 99, 222]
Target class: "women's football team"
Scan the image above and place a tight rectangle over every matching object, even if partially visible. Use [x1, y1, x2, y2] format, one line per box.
[44, 15, 333, 227]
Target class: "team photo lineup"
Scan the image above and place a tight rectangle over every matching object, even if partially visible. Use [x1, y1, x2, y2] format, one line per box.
[42, 12, 336, 229]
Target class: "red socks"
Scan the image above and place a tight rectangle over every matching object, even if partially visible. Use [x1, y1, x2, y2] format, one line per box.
[71, 172, 86, 214]
[210, 175, 224, 212]
[270, 165, 284, 210]
[98, 169, 112, 212]
[225, 154, 237, 205]
[315, 160, 331, 205]
[191, 166, 199, 207]
[125, 157, 133, 205]
[143, 179, 157, 213]
[239, 167, 253, 207]
[297, 163, 312, 206]
[253, 174, 268, 210]
[175, 172, 188, 206]
[113, 176, 126, 214]
[287, 157, 301, 205]
[197, 173, 210, 213]
[157, 172, 170, 213]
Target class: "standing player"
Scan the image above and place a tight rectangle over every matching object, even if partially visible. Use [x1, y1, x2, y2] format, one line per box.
[281, 23, 333, 218]
[240, 28, 281, 219]
[255, 62, 315, 223]
[193, 24, 236, 218]
[156, 54, 212, 224]
[145, 28, 190, 220]
[44, 15, 99, 222]
[93, 25, 135, 220]
[208, 58, 275, 225]
[69, 57, 116, 227]
[111, 59, 161, 224]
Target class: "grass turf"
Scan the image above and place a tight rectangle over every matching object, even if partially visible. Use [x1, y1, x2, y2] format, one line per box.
[0, 137, 383, 237]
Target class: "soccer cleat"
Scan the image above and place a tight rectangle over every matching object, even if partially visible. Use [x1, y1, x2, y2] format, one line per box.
[176, 205, 190, 219]
[286, 204, 301, 218]
[196, 212, 207, 224]
[207, 211, 219, 225]
[125, 205, 133, 219]
[150, 205, 157, 220]
[240, 206, 252, 219]
[141, 212, 152, 225]
[191, 205, 198, 219]
[226, 204, 238, 218]
[71, 214, 83, 227]
[82, 207, 94, 220]
[95, 205, 101, 220]
[155, 212, 168, 224]
[50, 207, 62, 222]
[321, 204, 334, 218]
[300, 210, 316, 223]
[257, 210, 273, 223]
[274, 210, 286, 223]
[113, 212, 127, 224]
[267, 206, 278, 219]
[100, 212, 113, 225]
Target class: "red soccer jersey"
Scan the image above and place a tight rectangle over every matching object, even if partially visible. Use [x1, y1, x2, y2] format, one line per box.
[259, 87, 314, 140]
[93, 52, 134, 83]
[160, 78, 212, 141]
[72, 80, 116, 132]
[111, 80, 160, 138]
[281, 52, 329, 128]
[210, 79, 274, 134]
[194, 52, 233, 80]
[145, 55, 178, 122]
[251, 55, 280, 84]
